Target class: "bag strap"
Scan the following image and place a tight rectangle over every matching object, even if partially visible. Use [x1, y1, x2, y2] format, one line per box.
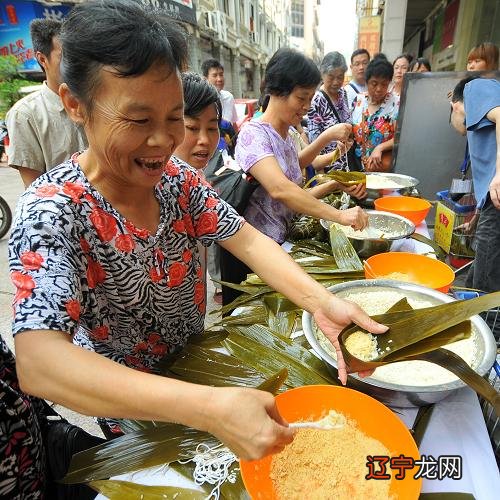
[349, 82, 360, 94]
[320, 89, 342, 123]
[460, 143, 470, 178]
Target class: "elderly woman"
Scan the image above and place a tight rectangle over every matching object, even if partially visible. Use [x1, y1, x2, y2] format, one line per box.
[352, 54, 399, 172]
[9, 0, 385, 461]
[307, 51, 353, 170]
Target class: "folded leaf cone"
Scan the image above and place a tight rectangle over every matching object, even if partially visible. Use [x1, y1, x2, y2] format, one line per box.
[338, 294, 500, 412]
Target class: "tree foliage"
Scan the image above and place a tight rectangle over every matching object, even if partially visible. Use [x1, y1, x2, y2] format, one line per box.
[0, 56, 33, 118]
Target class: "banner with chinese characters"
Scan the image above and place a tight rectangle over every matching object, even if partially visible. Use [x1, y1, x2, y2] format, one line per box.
[0, 1, 71, 71]
[358, 16, 381, 55]
[434, 202, 456, 253]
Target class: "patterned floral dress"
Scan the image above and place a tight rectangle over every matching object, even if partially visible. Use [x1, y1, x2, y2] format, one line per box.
[351, 92, 399, 167]
[0, 335, 46, 498]
[8, 153, 244, 434]
[307, 88, 352, 170]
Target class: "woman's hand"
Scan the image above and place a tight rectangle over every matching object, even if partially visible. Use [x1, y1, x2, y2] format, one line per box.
[366, 145, 383, 171]
[313, 297, 388, 384]
[337, 206, 368, 230]
[324, 123, 352, 143]
[489, 173, 500, 209]
[205, 386, 295, 460]
[341, 182, 367, 199]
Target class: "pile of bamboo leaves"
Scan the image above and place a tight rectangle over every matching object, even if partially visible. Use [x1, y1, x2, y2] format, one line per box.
[63, 323, 340, 497]
[63, 239, 362, 497]
[211, 239, 364, 330]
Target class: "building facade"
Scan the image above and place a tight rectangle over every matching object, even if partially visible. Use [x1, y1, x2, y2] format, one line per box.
[290, 0, 323, 64]
[354, 0, 499, 72]
[1, 0, 292, 99]
[191, 0, 291, 98]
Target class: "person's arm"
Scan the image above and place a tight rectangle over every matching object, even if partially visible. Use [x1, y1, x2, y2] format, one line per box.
[6, 108, 45, 187]
[15, 330, 293, 459]
[16, 166, 43, 188]
[367, 120, 397, 171]
[220, 223, 388, 383]
[486, 106, 500, 208]
[298, 123, 352, 169]
[249, 155, 368, 229]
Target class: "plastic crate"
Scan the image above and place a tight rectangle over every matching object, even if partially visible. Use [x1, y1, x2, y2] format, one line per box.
[436, 189, 476, 213]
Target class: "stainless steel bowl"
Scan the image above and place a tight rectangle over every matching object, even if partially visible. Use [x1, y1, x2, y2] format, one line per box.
[362, 173, 420, 207]
[320, 210, 415, 259]
[302, 280, 497, 408]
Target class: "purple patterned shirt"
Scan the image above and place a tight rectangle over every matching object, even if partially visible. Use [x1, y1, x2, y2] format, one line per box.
[307, 89, 351, 170]
[235, 121, 303, 243]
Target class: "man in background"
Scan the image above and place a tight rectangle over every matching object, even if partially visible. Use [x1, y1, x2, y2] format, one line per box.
[344, 48, 370, 110]
[450, 76, 500, 336]
[202, 58, 238, 128]
[6, 19, 87, 188]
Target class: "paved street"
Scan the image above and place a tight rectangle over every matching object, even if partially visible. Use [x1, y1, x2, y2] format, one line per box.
[0, 164, 221, 438]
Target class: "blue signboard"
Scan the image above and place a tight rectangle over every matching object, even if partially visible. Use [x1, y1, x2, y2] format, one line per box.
[0, 0, 71, 71]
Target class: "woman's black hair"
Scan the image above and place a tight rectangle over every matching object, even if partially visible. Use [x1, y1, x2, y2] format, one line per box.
[392, 53, 413, 66]
[264, 48, 321, 96]
[182, 72, 221, 120]
[60, 0, 187, 109]
[365, 53, 394, 82]
[410, 57, 431, 72]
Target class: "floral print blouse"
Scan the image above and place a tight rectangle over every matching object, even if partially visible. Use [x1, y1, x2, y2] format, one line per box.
[9, 154, 243, 372]
[351, 92, 399, 162]
[0, 334, 45, 498]
[307, 88, 352, 170]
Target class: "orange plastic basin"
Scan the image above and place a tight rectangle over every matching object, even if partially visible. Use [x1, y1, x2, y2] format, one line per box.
[364, 251, 455, 293]
[374, 196, 431, 225]
[240, 385, 421, 500]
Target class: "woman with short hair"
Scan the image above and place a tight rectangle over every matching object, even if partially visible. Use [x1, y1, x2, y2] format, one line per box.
[9, 0, 384, 460]
[351, 54, 399, 172]
[410, 57, 431, 73]
[466, 42, 499, 71]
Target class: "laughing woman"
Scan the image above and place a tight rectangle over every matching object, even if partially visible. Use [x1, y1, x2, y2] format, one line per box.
[9, 0, 385, 460]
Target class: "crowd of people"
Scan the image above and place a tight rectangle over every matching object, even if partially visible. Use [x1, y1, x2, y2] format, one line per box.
[1, 0, 499, 498]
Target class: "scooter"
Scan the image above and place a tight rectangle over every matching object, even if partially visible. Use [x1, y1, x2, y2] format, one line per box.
[0, 120, 13, 239]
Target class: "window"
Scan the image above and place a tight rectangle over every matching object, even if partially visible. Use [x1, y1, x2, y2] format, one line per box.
[291, 0, 304, 38]
[218, 0, 230, 14]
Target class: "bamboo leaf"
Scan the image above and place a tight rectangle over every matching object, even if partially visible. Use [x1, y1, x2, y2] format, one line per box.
[329, 224, 364, 271]
[167, 344, 266, 387]
[223, 326, 336, 386]
[89, 479, 206, 499]
[64, 425, 219, 484]
[210, 306, 268, 328]
[267, 309, 297, 337]
[256, 368, 289, 394]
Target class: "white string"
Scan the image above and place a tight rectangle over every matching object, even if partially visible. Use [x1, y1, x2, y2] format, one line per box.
[178, 443, 238, 500]
[343, 141, 350, 172]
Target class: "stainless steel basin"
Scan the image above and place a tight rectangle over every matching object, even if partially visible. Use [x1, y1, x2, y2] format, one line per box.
[302, 280, 497, 408]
